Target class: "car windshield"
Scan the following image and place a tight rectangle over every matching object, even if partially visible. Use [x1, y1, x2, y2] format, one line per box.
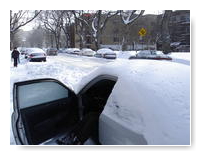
[30, 53, 45, 56]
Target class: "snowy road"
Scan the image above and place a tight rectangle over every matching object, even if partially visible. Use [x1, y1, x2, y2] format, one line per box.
[10, 53, 113, 145]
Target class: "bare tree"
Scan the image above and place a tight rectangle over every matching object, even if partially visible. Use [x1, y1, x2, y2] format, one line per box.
[10, 10, 41, 49]
[60, 10, 75, 48]
[120, 10, 145, 50]
[26, 25, 44, 48]
[39, 10, 63, 49]
[72, 10, 94, 49]
[92, 10, 119, 50]
[70, 10, 118, 50]
[160, 10, 172, 54]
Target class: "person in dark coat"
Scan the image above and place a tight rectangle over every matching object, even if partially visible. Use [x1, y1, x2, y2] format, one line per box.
[11, 47, 20, 67]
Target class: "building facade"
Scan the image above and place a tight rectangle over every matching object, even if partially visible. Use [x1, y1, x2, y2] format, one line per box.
[169, 10, 190, 52]
[74, 11, 190, 52]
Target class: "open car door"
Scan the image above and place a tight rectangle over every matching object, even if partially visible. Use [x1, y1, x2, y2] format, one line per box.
[12, 78, 79, 145]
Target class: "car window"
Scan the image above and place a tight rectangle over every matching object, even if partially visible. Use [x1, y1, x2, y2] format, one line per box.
[17, 81, 69, 109]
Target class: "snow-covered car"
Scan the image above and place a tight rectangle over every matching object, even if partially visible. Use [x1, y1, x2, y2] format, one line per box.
[65, 48, 81, 55]
[96, 48, 117, 59]
[25, 48, 47, 62]
[46, 48, 58, 56]
[19, 47, 27, 55]
[80, 48, 96, 57]
[11, 60, 190, 145]
[129, 50, 172, 60]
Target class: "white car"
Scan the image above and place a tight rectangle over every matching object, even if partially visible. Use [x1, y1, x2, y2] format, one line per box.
[80, 48, 96, 57]
[96, 48, 117, 59]
[65, 48, 81, 55]
[11, 60, 190, 145]
[25, 48, 47, 62]
[129, 50, 172, 60]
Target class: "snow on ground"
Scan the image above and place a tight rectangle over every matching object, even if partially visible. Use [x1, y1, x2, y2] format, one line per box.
[10, 53, 113, 145]
[169, 52, 190, 66]
[10, 52, 190, 145]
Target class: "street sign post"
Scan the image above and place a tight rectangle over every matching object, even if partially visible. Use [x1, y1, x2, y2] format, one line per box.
[138, 28, 147, 50]
[139, 28, 147, 37]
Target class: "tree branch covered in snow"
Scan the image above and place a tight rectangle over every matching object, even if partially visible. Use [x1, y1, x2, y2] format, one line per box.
[92, 10, 119, 37]
[91, 10, 119, 49]
[119, 10, 145, 50]
[120, 10, 145, 25]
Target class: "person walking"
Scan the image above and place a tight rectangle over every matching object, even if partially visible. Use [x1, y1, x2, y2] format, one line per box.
[11, 47, 20, 67]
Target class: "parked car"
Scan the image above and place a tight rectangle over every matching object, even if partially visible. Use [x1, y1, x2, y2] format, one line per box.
[46, 48, 58, 56]
[58, 48, 66, 53]
[96, 48, 117, 59]
[25, 48, 46, 62]
[65, 48, 81, 55]
[80, 48, 96, 57]
[11, 60, 190, 145]
[19, 47, 27, 55]
[129, 50, 172, 60]
[175, 45, 190, 52]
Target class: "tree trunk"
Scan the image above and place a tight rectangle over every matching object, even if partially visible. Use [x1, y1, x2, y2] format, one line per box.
[10, 33, 14, 50]
[95, 33, 101, 50]
[161, 10, 172, 54]
[94, 11, 102, 50]
[121, 25, 129, 51]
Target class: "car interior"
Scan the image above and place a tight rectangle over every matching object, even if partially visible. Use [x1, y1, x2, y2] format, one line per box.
[19, 91, 79, 145]
[80, 79, 117, 144]
[17, 78, 117, 145]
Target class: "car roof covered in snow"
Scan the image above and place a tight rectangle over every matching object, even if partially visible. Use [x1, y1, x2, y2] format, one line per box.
[76, 59, 190, 145]
[97, 48, 115, 54]
[26, 48, 46, 54]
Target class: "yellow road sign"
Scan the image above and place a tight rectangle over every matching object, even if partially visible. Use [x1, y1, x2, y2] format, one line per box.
[139, 28, 147, 36]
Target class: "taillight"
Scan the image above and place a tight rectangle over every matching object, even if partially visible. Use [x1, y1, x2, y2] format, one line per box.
[29, 54, 33, 58]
